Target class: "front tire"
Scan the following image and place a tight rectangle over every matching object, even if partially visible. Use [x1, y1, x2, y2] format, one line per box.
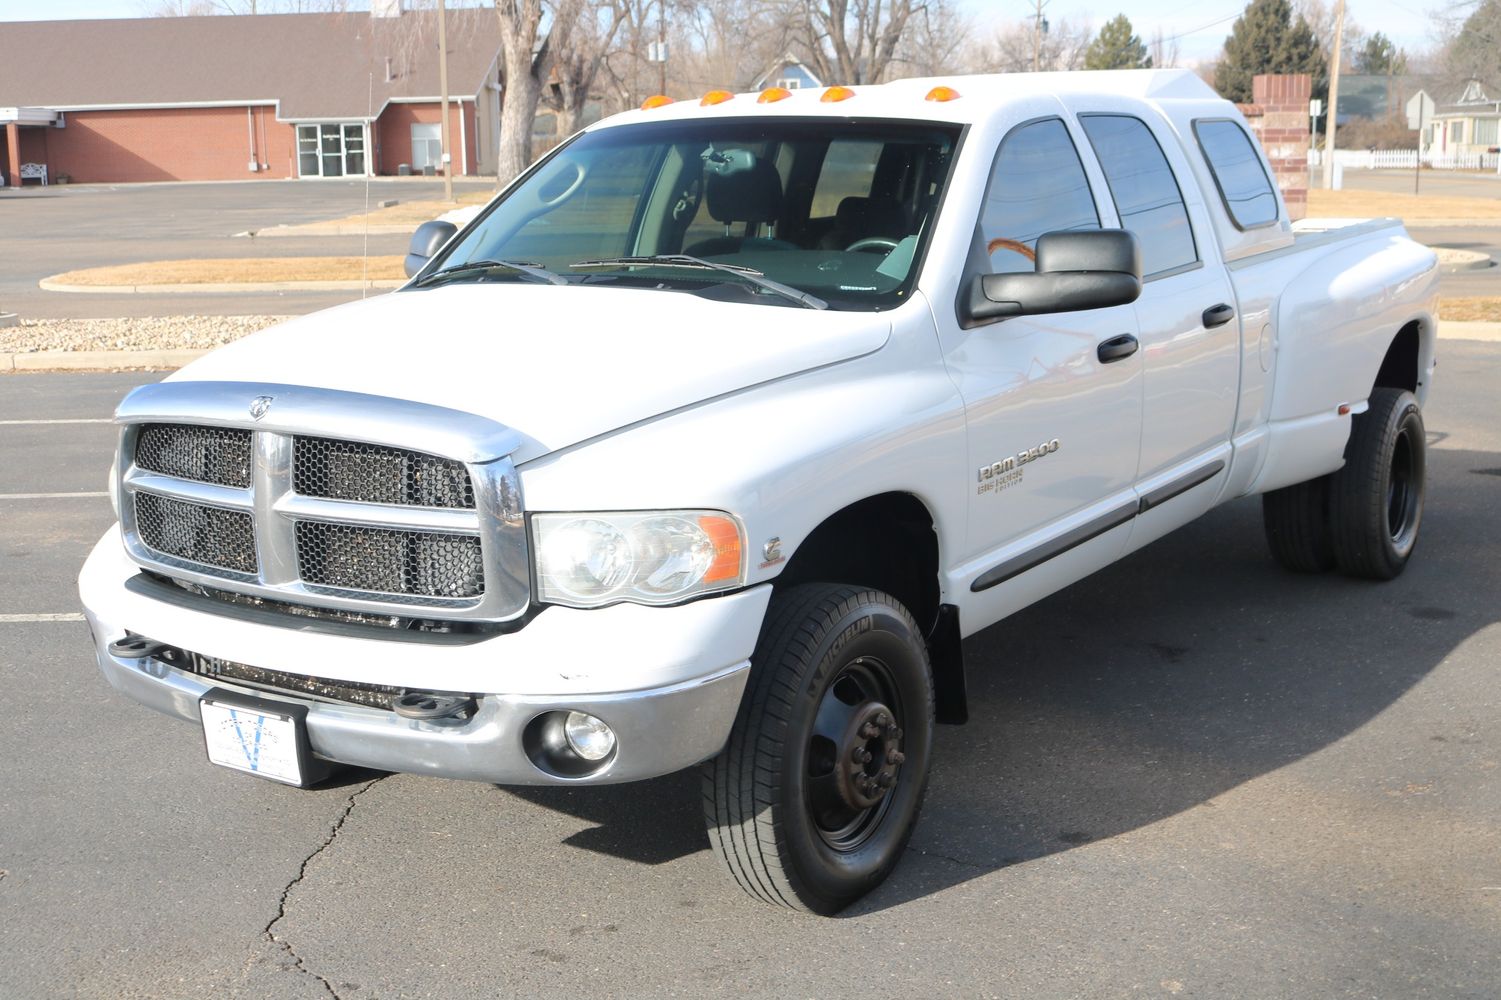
[1329, 387, 1426, 580]
[703, 584, 934, 914]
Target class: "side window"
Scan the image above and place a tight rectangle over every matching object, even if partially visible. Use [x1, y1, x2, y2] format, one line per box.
[1194, 119, 1279, 229]
[980, 118, 1100, 275]
[1079, 114, 1198, 277]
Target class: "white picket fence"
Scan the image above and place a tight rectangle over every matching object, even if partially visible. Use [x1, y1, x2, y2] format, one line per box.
[1307, 148, 1501, 170]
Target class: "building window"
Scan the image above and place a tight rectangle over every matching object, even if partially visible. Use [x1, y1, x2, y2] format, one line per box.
[1475, 118, 1498, 146]
[775, 77, 801, 90]
[297, 123, 367, 178]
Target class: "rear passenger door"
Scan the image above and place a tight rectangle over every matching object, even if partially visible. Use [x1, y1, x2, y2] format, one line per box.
[1077, 113, 1239, 525]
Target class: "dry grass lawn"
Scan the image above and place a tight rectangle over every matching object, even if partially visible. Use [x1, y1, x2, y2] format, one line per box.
[1307, 189, 1501, 225]
[1439, 297, 1501, 322]
[286, 191, 492, 231]
[52, 256, 406, 286]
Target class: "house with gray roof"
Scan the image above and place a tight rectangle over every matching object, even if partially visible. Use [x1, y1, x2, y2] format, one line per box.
[0, 5, 503, 186]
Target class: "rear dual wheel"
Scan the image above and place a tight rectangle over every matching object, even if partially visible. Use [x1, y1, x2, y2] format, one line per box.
[702, 584, 934, 915]
[1263, 387, 1425, 580]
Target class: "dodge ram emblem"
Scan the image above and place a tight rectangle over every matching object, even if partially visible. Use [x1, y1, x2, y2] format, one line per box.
[248, 395, 274, 420]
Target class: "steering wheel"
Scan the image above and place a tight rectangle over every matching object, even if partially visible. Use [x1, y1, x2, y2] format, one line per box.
[845, 236, 900, 254]
[986, 237, 1037, 263]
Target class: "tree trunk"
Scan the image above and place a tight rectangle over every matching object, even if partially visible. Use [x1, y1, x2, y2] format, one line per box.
[495, 0, 546, 188]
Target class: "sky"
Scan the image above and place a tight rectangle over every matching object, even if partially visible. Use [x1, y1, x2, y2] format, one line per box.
[0, 0, 1451, 66]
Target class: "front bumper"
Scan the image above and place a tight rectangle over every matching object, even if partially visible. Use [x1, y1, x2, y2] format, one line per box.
[80, 527, 769, 785]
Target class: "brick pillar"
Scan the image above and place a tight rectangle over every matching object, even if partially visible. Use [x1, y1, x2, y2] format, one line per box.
[1239, 74, 1311, 221]
[4, 122, 20, 188]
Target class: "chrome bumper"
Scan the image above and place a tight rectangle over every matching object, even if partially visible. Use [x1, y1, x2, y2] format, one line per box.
[89, 636, 750, 785]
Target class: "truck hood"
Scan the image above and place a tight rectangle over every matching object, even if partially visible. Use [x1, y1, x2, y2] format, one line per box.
[172, 284, 890, 463]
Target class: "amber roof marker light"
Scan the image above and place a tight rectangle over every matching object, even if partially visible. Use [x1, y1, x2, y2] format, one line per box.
[700, 90, 734, 106]
[757, 87, 793, 104]
[821, 86, 855, 103]
[924, 85, 962, 102]
[640, 94, 675, 110]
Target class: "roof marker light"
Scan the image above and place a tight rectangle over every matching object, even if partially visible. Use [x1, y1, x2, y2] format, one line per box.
[924, 85, 962, 102]
[757, 87, 793, 104]
[640, 94, 674, 110]
[700, 89, 734, 106]
[821, 86, 855, 103]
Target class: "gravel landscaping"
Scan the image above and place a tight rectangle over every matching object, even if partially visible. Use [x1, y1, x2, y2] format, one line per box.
[0, 315, 290, 354]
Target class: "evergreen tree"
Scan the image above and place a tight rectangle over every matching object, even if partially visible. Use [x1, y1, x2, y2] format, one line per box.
[1215, 0, 1328, 104]
[1084, 14, 1152, 70]
[1444, 0, 1501, 90]
[1355, 31, 1406, 75]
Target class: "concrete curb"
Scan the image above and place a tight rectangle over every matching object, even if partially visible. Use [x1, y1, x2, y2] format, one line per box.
[39, 276, 404, 294]
[247, 224, 418, 238]
[1434, 248, 1493, 273]
[6, 321, 1499, 373]
[2, 349, 209, 372]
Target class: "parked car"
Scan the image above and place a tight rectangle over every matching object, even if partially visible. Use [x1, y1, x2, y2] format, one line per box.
[81, 70, 1438, 914]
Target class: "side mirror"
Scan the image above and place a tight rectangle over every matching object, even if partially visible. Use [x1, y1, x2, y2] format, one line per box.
[404, 220, 459, 278]
[963, 229, 1143, 325]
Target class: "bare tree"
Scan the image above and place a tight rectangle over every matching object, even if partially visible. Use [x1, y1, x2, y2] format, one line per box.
[795, 0, 927, 85]
[977, 16, 1091, 73]
[890, 0, 970, 78]
[540, 0, 629, 135]
[1148, 27, 1180, 69]
[676, 0, 793, 94]
[495, 0, 552, 184]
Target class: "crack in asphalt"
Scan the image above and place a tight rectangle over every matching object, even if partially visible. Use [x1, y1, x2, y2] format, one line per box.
[264, 777, 384, 999]
[906, 845, 992, 873]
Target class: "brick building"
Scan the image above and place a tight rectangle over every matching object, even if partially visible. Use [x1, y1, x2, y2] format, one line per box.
[0, 7, 503, 186]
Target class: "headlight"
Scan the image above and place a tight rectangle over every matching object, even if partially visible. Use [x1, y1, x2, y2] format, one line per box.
[533, 510, 744, 608]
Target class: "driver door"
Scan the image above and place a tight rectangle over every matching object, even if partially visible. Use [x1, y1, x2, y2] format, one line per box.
[934, 116, 1144, 623]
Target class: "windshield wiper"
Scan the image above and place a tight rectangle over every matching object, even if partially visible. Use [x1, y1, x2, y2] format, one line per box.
[569, 254, 828, 310]
[413, 259, 568, 287]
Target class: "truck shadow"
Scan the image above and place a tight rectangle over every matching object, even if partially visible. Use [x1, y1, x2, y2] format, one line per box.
[504, 446, 1498, 914]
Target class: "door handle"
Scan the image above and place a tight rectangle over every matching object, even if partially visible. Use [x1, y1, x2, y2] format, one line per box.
[1202, 303, 1236, 328]
[1097, 333, 1139, 364]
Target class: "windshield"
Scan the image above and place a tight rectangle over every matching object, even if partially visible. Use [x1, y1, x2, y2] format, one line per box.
[419, 118, 961, 311]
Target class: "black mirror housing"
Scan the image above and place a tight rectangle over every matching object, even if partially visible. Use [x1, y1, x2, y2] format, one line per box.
[962, 229, 1143, 326]
[404, 220, 459, 278]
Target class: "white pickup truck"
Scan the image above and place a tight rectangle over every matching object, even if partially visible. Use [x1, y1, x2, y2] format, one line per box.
[80, 70, 1439, 914]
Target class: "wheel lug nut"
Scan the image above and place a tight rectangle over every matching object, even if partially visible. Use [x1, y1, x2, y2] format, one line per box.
[875, 712, 889, 727]
[878, 773, 894, 788]
[887, 750, 905, 765]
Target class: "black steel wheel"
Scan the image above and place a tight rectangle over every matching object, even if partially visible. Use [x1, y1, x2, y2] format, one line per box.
[1329, 387, 1426, 580]
[702, 584, 934, 915]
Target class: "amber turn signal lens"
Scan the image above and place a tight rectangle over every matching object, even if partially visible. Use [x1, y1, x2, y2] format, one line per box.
[757, 87, 793, 103]
[700, 89, 734, 106]
[698, 516, 743, 584]
[821, 86, 855, 103]
[640, 94, 674, 110]
[924, 85, 961, 102]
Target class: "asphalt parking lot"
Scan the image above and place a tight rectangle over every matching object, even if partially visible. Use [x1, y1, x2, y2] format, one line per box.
[1, 342, 1498, 998]
[0, 177, 493, 319]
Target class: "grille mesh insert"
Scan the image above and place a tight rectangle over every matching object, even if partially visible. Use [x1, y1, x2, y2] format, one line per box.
[135, 423, 253, 488]
[135, 492, 257, 574]
[295, 521, 484, 599]
[294, 437, 475, 509]
[185, 652, 404, 710]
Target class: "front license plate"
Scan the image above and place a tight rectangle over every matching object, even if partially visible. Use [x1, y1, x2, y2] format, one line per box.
[200, 692, 308, 786]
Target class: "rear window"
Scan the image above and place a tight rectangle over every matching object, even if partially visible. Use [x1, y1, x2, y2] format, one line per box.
[1194, 119, 1279, 230]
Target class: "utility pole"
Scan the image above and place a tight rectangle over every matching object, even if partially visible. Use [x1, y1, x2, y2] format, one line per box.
[1031, 0, 1048, 72]
[438, 0, 453, 202]
[1320, 0, 1346, 191]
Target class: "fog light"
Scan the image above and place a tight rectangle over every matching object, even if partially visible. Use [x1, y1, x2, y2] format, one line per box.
[563, 711, 616, 761]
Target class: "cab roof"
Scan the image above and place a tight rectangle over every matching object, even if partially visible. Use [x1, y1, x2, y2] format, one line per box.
[590, 69, 1223, 131]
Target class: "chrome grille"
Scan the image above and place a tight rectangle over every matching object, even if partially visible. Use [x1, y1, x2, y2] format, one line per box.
[135, 423, 252, 488]
[296, 521, 484, 599]
[115, 382, 528, 623]
[134, 492, 258, 575]
[293, 436, 475, 508]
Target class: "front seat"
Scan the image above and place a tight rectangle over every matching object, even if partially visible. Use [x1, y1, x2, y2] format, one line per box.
[684, 154, 791, 257]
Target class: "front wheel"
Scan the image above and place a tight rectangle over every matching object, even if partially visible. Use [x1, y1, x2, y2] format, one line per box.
[702, 584, 934, 914]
